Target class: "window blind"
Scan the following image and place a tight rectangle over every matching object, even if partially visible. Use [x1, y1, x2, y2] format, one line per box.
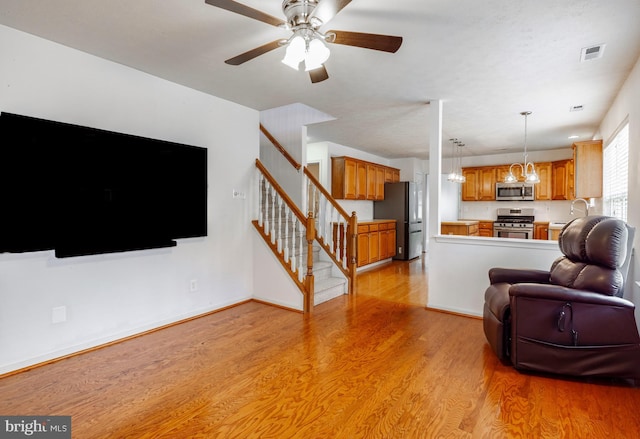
[603, 123, 629, 221]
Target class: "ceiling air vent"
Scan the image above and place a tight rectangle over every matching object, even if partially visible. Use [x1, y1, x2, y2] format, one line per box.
[570, 105, 584, 112]
[580, 44, 605, 62]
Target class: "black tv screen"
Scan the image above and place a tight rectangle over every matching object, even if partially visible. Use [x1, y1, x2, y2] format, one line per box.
[0, 112, 207, 257]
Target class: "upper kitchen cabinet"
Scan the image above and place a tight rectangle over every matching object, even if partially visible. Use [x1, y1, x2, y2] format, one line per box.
[573, 140, 603, 198]
[552, 159, 575, 200]
[385, 167, 400, 183]
[461, 167, 495, 201]
[534, 162, 553, 200]
[331, 156, 359, 199]
[331, 156, 399, 200]
[366, 163, 386, 200]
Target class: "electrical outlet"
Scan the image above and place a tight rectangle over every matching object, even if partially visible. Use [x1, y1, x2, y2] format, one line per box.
[189, 279, 198, 292]
[52, 306, 67, 324]
[398, 246, 403, 254]
[232, 189, 246, 199]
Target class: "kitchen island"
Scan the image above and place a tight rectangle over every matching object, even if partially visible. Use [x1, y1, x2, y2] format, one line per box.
[441, 220, 479, 236]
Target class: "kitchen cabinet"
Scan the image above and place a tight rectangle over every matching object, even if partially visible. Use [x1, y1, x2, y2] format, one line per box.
[496, 164, 523, 183]
[331, 156, 399, 200]
[441, 221, 479, 236]
[461, 156, 576, 202]
[552, 159, 575, 200]
[534, 162, 553, 200]
[478, 220, 494, 237]
[375, 166, 386, 200]
[356, 220, 396, 267]
[534, 222, 549, 240]
[461, 168, 495, 201]
[383, 167, 400, 183]
[573, 140, 603, 198]
[331, 157, 358, 199]
[357, 225, 370, 267]
[356, 161, 367, 200]
[549, 226, 562, 241]
[378, 222, 397, 260]
[366, 164, 385, 200]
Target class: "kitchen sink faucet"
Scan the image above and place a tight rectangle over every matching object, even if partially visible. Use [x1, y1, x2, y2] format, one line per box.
[570, 198, 589, 217]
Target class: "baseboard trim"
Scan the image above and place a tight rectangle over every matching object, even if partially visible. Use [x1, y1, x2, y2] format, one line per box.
[0, 299, 254, 379]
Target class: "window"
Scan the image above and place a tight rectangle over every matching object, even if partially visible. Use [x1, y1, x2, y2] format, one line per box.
[603, 122, 629, 221]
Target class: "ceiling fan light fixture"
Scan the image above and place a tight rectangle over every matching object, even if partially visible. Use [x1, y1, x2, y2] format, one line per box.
[304, 38, 330, 70]
[281, 35, 306, 69]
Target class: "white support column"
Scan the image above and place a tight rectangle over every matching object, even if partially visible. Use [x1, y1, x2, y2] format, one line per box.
[428, 99, 444, 240]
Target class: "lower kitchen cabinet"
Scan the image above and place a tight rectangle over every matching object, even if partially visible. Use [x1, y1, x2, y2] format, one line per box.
[357, 220, 396, 267]
[478, 221, 494, 237]
[534, 222, 549, 240]
[441, 221, 479, 236]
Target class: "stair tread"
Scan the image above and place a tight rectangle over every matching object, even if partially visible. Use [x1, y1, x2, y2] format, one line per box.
[314, 276, 347, 290]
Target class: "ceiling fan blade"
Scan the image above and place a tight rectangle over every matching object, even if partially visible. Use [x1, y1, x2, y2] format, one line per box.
[224, 40, 283, 65]
[205, 0, 285, 27]
[309, 65, 329, 83]
[328, 30, 403, 53]
[309, 0, 352, 26]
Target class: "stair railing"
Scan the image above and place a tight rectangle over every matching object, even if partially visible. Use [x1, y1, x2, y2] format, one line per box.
[303, 168, 357, 295]
[254, 159, 315, 312]
[257, 123, 358, 309]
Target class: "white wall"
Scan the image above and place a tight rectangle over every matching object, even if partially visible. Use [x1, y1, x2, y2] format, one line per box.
[0, 25, 259, 374]
[598, 54, 640, 307]
[428, 237, 561, 316]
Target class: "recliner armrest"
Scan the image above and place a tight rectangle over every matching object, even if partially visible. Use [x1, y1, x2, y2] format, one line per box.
[489, 267, 551, 285]
[509, 283, 635, 309]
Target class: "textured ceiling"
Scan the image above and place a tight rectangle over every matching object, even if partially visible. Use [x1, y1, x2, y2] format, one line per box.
[1, 0, 639, 160]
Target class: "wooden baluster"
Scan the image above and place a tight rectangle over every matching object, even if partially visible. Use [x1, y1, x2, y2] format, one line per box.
[284, 207, 290, 263]
[331, 205, 338, 253]
[338, 219, 345, 262]
[270, 186, 276, 244]
[290, 219, 297, 273]
[277, 196, 283, 253]
[263, 179, 270, 234]
[304, 211, 315, 312]
[342, 217, 348, 269]
[348, 211, 358, 294]
[257, 172, 263, 228]
[314, 186, 327, 242]
[298, 219, 304, 282]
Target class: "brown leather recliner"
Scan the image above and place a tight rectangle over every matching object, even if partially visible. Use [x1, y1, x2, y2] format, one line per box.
[483, 215, 640, 380]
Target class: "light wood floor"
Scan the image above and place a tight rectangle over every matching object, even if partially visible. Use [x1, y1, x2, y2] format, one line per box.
[2, 257, 640, 438]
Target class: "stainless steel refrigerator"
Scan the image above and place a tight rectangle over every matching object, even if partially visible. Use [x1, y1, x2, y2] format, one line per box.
[373, 181, 423, 260]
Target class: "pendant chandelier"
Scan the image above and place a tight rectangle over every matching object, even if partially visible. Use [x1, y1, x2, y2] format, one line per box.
[447, 138, 466, 183]
[504, 111, 540, 184]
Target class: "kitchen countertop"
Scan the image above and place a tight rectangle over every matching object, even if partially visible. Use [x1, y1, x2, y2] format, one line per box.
[442, 220, 479, 226]
[357, 219, 397, 224]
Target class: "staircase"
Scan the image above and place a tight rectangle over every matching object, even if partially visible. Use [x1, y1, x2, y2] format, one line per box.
[254, 124, 357, 312]
[257, 175, 347, 306]
[309, 246, 348, 306]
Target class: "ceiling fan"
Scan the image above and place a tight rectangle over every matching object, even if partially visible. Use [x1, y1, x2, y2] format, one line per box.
[205, 0, 403, 83]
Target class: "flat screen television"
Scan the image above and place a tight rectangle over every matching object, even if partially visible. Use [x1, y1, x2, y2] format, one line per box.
[0, 112, 207, 258]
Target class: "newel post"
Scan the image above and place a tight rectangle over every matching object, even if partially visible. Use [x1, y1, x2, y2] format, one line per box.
[304, 211, 315, 313]
[348, 211, 358, 295]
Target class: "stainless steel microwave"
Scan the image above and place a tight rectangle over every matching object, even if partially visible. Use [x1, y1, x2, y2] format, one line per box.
[495, 182, 535, 201]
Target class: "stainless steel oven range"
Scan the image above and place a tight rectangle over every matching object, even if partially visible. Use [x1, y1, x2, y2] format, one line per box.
[493, 207, 535, 239]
